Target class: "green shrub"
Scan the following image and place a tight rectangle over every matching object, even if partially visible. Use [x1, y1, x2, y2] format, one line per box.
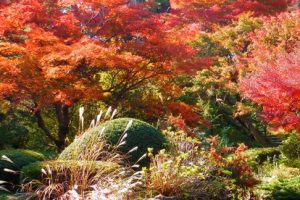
[244, 147, 280, 169]
[281, 133, 300, 160]
[21, 160, 119, 181]
[259, 176, 300, 200]
[0, 149, 45, 184]
[59, 118, 167, 166]
[282, 159, 300, 168]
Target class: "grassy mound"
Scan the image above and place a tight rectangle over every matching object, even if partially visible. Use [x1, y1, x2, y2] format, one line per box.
[59, 118, 167, 166]
[0, 149, 45, 184]
[21, 160, 119, 181]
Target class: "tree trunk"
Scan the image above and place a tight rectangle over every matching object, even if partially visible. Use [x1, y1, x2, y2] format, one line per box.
[35, 104, 70, 151]
[35, 111, 61, 148]
[55, 104, 70, 151]
[236, 116, 270, 147]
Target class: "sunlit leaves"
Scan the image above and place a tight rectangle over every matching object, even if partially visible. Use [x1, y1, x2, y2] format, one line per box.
[241, 43, 300, 132]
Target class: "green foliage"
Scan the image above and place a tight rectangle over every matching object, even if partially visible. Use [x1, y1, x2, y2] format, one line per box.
[281, 133, 300, 160]
[244, 147, 281, 169]
[260, 176, 300, 200]
[143, 130, 257, 199]
[143, 149, 207, 198]
[59, 118, 167, 166]
[0, 108, 29, 149]
[21, 160, 119, 181]
[282, 159, 300, 169]
[0, 102, 56, 151]
[0, 192, 18, 200]
[0, 149, 45, 184]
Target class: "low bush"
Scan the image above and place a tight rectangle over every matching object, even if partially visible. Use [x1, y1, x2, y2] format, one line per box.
[0, 149, 45, 184]
[259, 176, 300, 200]
[143, 131, 258, 199]
[281, 133, 300, 160]
[282, 159, 300, 168]
[245, 148, 281, 164]
[59, 118, 167, 166]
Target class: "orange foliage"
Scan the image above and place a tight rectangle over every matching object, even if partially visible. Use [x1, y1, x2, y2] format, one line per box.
[209, 136, 258, 188]
[0, 0, 207, 110]
[167, 102, 210, 128]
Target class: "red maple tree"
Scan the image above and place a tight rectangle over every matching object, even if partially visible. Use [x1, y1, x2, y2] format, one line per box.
[241, 42, 300, 132]
[0, 0, 206, 150]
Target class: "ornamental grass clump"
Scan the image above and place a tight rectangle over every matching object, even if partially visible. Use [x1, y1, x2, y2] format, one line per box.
[20, 107, 144, 200]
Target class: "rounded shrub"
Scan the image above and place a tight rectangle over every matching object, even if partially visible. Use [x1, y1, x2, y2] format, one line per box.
[21, 160, 119, 181]
[59, 118, 167, 166]
[244, 147, 281, 170]
[281, 133, 300, 160]
[0, 149, 45, 184]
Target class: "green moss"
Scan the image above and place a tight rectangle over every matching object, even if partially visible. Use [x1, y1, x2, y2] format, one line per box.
[259, 176, 300, 200]
[59, 118, 167, 166]
[0, 149, 45, 184]
[21, 160, 119, 181]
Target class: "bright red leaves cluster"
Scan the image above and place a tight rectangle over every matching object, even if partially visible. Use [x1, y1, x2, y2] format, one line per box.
[169, 0, 292, 25]
[241, 10, 300, 132]
[242, 44, 300, 132]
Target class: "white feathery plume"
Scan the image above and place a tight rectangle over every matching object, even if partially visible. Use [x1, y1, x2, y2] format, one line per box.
[135, 153, 147, 164]
[96, 110, 103, 124]
[119, 133, 128, 144]
[0, 186, 10, 193]
[4, 168, 17, 174]
[99, 127, 106, 136]
[124, 120, 133, 134]
[110, 109, 117, 120]
[104, 106, 112, 119]
[41, 168, 47, 175]
[128, 146, 138, 154]
[79, 107, 85, 132]
[1, 155, 14, 164]
[90, 119, 95, 128]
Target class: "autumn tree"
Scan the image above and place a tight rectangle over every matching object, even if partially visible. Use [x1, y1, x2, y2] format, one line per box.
[172, 6, 298, 146]
[240, 10, 300, 132]
[241, 43, 300, 132]
[0, 0, 206, 150]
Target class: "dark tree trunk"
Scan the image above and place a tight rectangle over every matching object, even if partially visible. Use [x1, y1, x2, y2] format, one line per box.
[236, 116, 270, 147]
[55, 104, 70, 151]
[35, 104, 70, 151]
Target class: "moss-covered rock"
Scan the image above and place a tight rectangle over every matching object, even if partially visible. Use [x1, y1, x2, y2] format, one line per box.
[59, 118, 167, 166]
[0, 149, 45, 184]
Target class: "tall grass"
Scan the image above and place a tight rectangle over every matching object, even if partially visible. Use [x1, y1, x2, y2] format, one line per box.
[21, 107, 143, 200]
